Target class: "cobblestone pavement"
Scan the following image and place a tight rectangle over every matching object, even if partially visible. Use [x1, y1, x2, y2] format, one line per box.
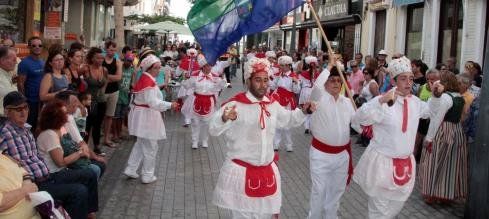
[97, 72, 464, 218]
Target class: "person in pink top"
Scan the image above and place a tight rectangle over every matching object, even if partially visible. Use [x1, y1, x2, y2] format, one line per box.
[348, 60, 365, 96]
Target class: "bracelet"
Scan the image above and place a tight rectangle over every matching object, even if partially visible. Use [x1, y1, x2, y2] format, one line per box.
[22, 175, 33, 181]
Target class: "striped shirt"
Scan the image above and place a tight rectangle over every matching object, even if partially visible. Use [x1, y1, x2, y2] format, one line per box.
[0, 120, 50, 179]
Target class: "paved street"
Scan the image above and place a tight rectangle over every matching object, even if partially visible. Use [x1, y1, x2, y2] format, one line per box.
[97, 71, 464, 219]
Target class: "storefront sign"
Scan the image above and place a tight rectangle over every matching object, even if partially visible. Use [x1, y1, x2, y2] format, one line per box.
[44, 27, 62, 39]
[314, 0, 349, 21]
[44, 0, 63, 39]
[65, 33, 77, 41]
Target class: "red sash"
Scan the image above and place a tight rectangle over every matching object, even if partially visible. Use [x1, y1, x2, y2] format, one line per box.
[232, 159, 277, 197]
[312, 137, 353, 185]
[134, 103, 149, 108]
[392, 157, 413, 186]
[272, 87, 297, 109]
[193, 93, 215, 116]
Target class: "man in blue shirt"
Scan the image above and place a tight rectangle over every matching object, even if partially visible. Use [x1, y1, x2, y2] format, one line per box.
[17, 36, 45, 130]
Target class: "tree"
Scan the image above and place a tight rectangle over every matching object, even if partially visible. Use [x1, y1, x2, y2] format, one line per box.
[114, 0, 125, 51]
[124, 14, 186, 25]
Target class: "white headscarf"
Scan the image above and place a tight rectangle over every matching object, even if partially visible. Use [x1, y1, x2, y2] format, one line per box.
[140, 55, 160, 72]
[388, 56, 412, 78]
[244, 58, 271, 81]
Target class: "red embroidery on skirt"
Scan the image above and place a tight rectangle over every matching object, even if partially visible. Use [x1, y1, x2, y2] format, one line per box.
[233, 159, 277, 197]
[392, 157, 412, 186]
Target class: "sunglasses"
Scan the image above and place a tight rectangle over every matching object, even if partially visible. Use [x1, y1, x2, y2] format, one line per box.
[351, 65, 358, 68]
[327, 78, 343, 83]
[30, 44, 43, 48]
[6, 104, 29, 112]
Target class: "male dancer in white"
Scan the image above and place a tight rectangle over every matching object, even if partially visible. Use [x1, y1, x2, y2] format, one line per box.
[271, 55, 301, 151]
[124, 55, 178, 183]
[182, 56, 226, 149]
[299, 56, 321, 134]
[352, 56, 444, 218]
[307, 60, 356, 219]
[210, 57, 315, 218]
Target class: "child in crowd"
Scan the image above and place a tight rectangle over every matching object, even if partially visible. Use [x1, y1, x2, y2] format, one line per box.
[75, 92, 91, 142]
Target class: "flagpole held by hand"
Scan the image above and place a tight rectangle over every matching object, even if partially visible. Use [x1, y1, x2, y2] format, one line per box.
[305, 0, 357, 111]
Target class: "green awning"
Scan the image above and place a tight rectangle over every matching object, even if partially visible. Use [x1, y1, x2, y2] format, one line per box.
[140, 21, 191, 35]
[392, 0, 424, 6]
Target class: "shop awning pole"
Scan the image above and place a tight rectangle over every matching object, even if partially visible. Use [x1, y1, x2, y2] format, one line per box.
[306, 0, 357, 110]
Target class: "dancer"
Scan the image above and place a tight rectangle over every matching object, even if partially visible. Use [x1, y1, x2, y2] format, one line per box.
[176, 48, 200, 126]
[182, 56, 226, 149]
[299, 56, 321, 134]
[123, 55, 178, 184]
[209, 57, 315, 218]
[352, 56, 443, 218]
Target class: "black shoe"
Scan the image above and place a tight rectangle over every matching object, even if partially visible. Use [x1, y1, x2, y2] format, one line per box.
[94, 148, 106, 156]
[305, 129, 310, 134]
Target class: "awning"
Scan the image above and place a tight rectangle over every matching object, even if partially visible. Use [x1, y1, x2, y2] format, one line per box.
[280, 14, 361, 30]
[392, 0, 424, 6]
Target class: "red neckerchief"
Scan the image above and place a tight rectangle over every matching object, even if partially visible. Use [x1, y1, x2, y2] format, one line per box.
[198, 73, 213, 82]
[222, 92, 274, 129]
[132, 72, 156, 93]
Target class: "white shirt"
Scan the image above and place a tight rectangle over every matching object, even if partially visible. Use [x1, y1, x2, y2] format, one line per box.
[425, 92, 460, 141]
[37, 130, 64, 173]
[0, 67, 18, 116]
[360, 80, 378, 101]
[310, 69, 355, 146]
[352, 95, 441, 157]
[182, 71, 226, 95]
[65, 114, 83, 144]
[271, 70, 301, 93]
[209, 92, 306, 166]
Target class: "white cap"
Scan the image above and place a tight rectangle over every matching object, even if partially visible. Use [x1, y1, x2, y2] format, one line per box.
[378, 49, 388, 56]
[388, 56, 412, 78]
[278, 55, 293, 65]
[305, 56, 318, 65]
[244, 58, 271, 81]
[197, 54, 207, 67]
[140, 55, 160, 72]
[187, 48, 198, 57]
[265, 51, 276, 58]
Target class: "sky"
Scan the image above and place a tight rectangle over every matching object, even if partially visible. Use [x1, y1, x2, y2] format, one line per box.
[169, 0, 194, 41]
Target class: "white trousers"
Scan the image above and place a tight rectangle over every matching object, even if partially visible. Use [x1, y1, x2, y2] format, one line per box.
[125, 137, 159, 180]
[304, 114, 311, 130]
[307, 147, 349, 219]
[273, 128, 292, 150]
[191, 116, 210, 146]
[231, 210, 273, 219]
[367, 196, 405, 219]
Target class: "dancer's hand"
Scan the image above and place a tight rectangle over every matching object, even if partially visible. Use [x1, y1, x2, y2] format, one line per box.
[423, 140, 433, 153]
[171, 102, 180, 111]
[222, 105, 237, 122]
[302, 101, 317, 114]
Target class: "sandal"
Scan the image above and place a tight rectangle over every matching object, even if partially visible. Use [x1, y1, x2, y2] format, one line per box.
[103, 142, 117, 148]
[94, 148, 106, 156]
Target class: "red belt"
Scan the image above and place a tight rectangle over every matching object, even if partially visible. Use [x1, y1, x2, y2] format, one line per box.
[312, 137, 353, 185]
[232, 159, 277, 197]
[134, 103, 150, 108]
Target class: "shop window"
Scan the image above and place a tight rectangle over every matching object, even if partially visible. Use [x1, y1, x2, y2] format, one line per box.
[437, 0, 463, 64]
[373, 10, 386, 55]
[0, 0, 26, 42]
[405, 3, 424, 60]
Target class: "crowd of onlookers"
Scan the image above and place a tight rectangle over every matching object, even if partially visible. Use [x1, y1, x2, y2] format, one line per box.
[0, 36, 202, 219]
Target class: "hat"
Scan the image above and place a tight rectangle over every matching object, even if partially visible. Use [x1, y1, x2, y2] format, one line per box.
[278, 55, 293, 65]
[140, 55, 160, 72]
[3, 91, 27, 108]
[244, 58, 271, 81]
[265, 51, 276, 58]
[139, 47, 155, 59]
[197, 55, 207, 67]
[305, 56, 318, 65]
[124, 53, 135, 61]
[388, 56, 412, 79]
[378, 49, 388, 56]
[187, 48, 198, 57]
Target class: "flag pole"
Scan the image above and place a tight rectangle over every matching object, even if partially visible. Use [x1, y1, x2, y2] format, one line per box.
[306, 0, 357, 110]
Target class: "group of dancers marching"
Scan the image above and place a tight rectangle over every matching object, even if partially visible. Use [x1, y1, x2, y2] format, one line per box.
[122, 48, 447, 219]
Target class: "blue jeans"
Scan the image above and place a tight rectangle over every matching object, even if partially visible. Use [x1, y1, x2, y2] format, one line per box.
[36, 168, 99, 219]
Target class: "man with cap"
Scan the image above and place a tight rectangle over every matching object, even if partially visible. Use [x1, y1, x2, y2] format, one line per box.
[299, 56, 321, 134]
[376, 49, 391, 93]
[0, 46, 18, 116]
[271, 55, 301, 152]
[176, 48, 200, 127]
[352, 56, 444, 218]
[182, 55, 226, 149]
[307, 57, 357, 219]
[209, 57, 315, 218]
[124, 55, 179, 184]
[0, 91, 99, 219]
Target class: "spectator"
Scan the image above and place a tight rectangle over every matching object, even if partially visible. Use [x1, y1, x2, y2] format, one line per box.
[39, 46, 69, 103]
[0, 39, 21, 79]
[102, 41, 123, 148]
[162, 44, 173, 58]
[445, 57, 459, 74]
[464, 61, 482, 88]
[435, 63, 448, 73]
[0, 91, 96, 219]
[81, 47, 108, 155]
[0, 46, 18, 116]
[411, 59, 426, 95]
[376, 50, 390, 93]
[75, 92, 91, 140]
[17, 37, 45, 131]
[36, 100, 99, 218]
[419, 72, 467, 204]
[348, 60, 364, 96]
[55, 90, 106, 179]
[457, 73, 474, 122]
[64, 48, 86, 92]
[0, 153, 40, 219]
[112, 53, 135, 141]
[358, 68, 379, 102]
